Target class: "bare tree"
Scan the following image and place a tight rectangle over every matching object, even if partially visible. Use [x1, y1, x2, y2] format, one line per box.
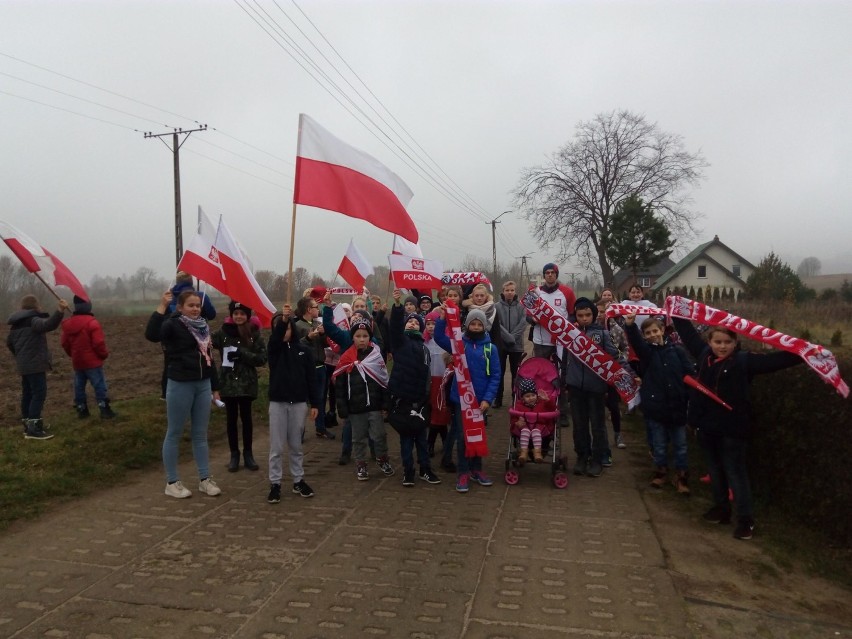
[130, 266, 158, 301]
[514, 110, 707, 286]
[254, 269, 279, 298]
[796, 256, 822, 278]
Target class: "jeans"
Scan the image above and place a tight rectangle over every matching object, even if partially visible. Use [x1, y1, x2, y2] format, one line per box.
[163, 378, 212, 483]
[570, 387, 608, 462]
[441, 403, 459, 466]
[453, 404, 484, 474]
[646, 419, 688, 470]
[698, 430, 753, 520]
[269, 401, 307, 484]
[74, 367, 108, 405]
[399, 428, 430, 474]
[21, 372, 47, 419]
[312, 366, 329, 434]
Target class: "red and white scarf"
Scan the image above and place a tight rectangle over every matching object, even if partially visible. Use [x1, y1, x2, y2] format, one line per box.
[522, 290, 641, 408]
[444, 300, 488, 457]
[332, 343, 389, 406]
[605, 302, 665, 319]
[665, 296, 849, 398]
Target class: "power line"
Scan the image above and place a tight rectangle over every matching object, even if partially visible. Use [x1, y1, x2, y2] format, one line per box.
[0, 88, 139, 131]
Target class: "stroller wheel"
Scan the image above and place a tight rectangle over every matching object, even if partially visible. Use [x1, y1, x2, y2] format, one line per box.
[553, 472, 569, 489]
[505, 469, 520, 485]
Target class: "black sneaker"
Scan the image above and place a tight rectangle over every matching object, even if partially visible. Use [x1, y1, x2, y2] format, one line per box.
[586, 460, 603, 477]
[733, 519, 755, 540]
[402, 471, 415, 487]
[573, 457, 588, 476]
[267, 483, 281, 503]
[702, 505, 732, 524]
[292, 480, 314, 498]
[419, 469, 441, 484]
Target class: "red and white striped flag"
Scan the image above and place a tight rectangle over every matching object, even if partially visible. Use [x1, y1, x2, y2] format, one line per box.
[336, 239, 373, 292]
[0, 220, 88, 300]
[294, 114, 418, 243]
[177, 206, 226, 290]
[212, 217, 276, 327]
[392, 234, 422, 258]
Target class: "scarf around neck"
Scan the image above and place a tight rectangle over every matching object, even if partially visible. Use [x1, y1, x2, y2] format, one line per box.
[178, 314, 212, 366]
[332, 344, 389, 406]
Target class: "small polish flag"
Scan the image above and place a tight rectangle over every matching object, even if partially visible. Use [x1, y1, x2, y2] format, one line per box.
[177, 206, 226, 290]
[336, 239, 374, 292]
[0, 220, 88, 300]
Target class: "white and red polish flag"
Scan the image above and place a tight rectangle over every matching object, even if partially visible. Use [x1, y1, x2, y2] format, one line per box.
[388, 254, 443, 290]
[392, 234, 422, 258]
[212, 217, 276, 327]
[336, 239, 373, 292]
[177, 206, 226, 290]
[294, 114, 419, 243]
[0, 220, 88, 301]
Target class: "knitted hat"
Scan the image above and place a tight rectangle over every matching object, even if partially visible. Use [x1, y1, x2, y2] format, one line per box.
[404, 295, 418, 308]
[425, 310, 441, 323]
[349, 318, 373, 337]
[519, 378, 537, 395]
[465, 308, 488, 330]
[352, 309, 372, 322]
[404, 312, 425, 332]
[418, 295, 433, 307]
[73, 294, 93, 315]
[573, 296, 598, 322]
[339, 302, 352, 315]
[543, 262, 559, 276]
[228, 300, 253, 317]
[309, 286, 327, 302]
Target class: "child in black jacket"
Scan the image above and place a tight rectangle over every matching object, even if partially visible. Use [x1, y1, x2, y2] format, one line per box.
[625, 315, 695, 494]
[266, 306, 318, 502]
[332, 318, 394, 481]
[387, 289, 441, 487]
[673, 317, 802, 540]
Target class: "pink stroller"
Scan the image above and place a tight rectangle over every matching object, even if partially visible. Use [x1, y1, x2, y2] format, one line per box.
[505, 357, 569, 488]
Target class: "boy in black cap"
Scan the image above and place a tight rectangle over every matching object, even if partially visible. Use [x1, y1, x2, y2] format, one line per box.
[387, 289, 441, 486]
[332, 318, 394, 481]
[564, 297, 618, 478]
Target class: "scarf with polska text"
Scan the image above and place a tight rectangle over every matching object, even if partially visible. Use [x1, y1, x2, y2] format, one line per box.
[444, 300, 488, 457]
[665, 296, 849, 398]
[605, 302, 665, 319]
[522, 290, 641, 408]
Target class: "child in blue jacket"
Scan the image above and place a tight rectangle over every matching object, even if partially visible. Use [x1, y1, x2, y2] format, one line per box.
[433, 308, 501, 493]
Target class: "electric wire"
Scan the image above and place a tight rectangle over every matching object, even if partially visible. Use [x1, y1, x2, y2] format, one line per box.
[0, 88, 139, 131]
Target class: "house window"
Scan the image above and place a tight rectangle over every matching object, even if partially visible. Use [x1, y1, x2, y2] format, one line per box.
[698, 265, 707, 278]
[638, 276, 651, 288]
[732, 264, 741, 278]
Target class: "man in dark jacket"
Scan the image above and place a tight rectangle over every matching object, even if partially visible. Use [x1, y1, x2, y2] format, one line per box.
[387, 289, 440, 486]
[266, 308, 318, 502]
[7, 294, 70, 439]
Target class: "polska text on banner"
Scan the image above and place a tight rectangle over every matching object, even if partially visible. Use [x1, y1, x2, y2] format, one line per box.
[441, 271, 492, 289]
[665, 296, 849, 398]
[388, 253, 443, 290]
[328, 287, 369, 296]
[444, 300, 488, 457]
[522, 290, 641, 408]
[605, 302, 665, 319]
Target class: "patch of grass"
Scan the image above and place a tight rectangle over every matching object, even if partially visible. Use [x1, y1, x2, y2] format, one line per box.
[0, 393, 231, 532]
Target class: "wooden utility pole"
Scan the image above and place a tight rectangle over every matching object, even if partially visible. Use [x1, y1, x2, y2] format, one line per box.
[144, 125, 207, 266]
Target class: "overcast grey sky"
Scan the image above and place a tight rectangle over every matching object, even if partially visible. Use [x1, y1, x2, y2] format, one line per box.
[1, 0, 850, 288]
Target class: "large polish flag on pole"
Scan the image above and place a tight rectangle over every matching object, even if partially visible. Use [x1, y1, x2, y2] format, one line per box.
[0, 220, 88, 301]
[388, 254, 443, 290]
[337, 239, 374, 292]
[294, 114, 419, 243]
[177, 206, 227, 290]
[212, 217, 277, 327]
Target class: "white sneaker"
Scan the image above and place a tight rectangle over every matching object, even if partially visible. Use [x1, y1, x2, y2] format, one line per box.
[198, 478, 222, 496]
[165, 481, 191, 498]
[616, 433, 627, 449]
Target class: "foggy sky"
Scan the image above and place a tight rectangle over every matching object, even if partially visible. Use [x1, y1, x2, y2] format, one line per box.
[1, 0, 850, 289]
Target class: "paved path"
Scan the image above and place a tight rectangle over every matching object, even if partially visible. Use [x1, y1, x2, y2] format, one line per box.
[1, 413, 849, 639]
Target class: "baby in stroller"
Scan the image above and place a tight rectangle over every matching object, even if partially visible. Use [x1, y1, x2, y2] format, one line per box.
[511, 377, 557, 464]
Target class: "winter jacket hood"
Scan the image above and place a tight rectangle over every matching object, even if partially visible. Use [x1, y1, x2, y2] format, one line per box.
[61, 313, 109, 370]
